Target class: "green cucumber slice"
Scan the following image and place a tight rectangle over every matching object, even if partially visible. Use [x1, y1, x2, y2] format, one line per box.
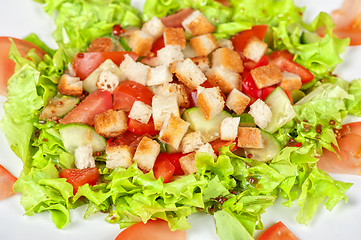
[291, 89, 305, 103]
[264, 87, 296, 133]
[300, 31, 322, 44]
[40, 97, 79, 120]
[182, 107, 232, 142]
[244, 130, 281, 162]
[59, 123, 106, 154]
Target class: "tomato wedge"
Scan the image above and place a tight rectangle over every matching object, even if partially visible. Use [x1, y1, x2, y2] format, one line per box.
[156, 152, 185, 175]
[153, 157, 175, 183]
[59, 167, 99, 194]
[318, 122, 361, 175]
[73, 51, 137, 80]
[115, 219, 186, 240]
[60, 90, 112, 126]
[258, 221, 299, 240]
[0, 164, 17, 200]
[209, 139, 237, 155]
[0, 37, 46, 96]
[113, 80, 154, 112]
[128, 118, 159, 136]
[231, 25, 268, 54]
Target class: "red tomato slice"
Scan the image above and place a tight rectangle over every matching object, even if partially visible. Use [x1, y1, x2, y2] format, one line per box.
[209, 139, 237, 155]
[269, 50, 294, 61]
[113, 80, 154, 112]
[59, 167, 99, 194]
[0, 37, 46, 96]
[0, 164, 17, 200]
[231, 25, 268, 54]
[73, 51, 137, 80]
[157, 152, 185, 175]
[258, 221, 299, 240]
[161, 8, 194, 28]
[115, 219, 186, 240]
[318, 122, 361, 175]
[59, 90, 112, 126]
[153, 157, 175, 183]
[151, 36, 165, 56]
[261, 87, 293, 104]
[128, 118, 159, 136]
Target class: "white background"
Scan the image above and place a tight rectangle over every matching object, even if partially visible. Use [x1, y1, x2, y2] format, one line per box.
[1, 0, 361, 239]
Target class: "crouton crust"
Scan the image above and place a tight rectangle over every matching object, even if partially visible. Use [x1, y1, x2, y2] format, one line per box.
[106, 145, 135, 169]
[182, 10, 215, 36]
[206, 66, 240, 94]
[164, 27, 186, 49]
[94, 109, 128, 138]
[133, 136, 160, 171]
[197, 87, 225, 120]
[237, 127, 264, 148]
[280, 71, 302, 91]
[129, 30, 153, 56]
[226, 88, 250, 114]
[58, 74, 83, 96]
[169, 58, 206, 90]
[190, 33, 218, 56]
[179, 152, 197, 175]
[212, 47, 244, 73]
[243, 36, 268, 62]
[250, 63, 283, 89]
[159, 114, 190, 149]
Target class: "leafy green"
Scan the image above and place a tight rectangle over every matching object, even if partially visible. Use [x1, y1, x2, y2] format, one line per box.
[346, 79, 361, 116]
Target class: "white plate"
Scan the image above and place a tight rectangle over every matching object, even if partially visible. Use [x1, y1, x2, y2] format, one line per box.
[0, 0, 361, 239]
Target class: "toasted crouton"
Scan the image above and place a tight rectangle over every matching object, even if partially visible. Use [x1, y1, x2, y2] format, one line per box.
[74, 145, 95, 169]
[163, 27, 186, 49]
[206, 66, 240, 94]
[128, 101, 152, 124]
[159, 114, 190, 149]
[183, 43, 197, 58]
[217, 39, 234, 50]
[248, 99, 272, 129]
[129, 30, 154, 56]
[152, 94, 180, 130]
[250, 63, 283, 89]
[169, 58, 207, 90]
[243, 36, 268, 62]
[280, 71, 302, 91]
[197, 142, 217, 160]
[161, 8, 194, 28]
[96, 71, 119, 93]
[147, 65, 173, 86]
[237, 127, 264, 148]
[87, 37, 116, 52]
[180, 131, 204, 154]
[226, 88, 250, 114]
[190, 56, 210, 73]
[119, 54, 150, 85]
[179, 152, 197, 175]
[106, 145, 134, 169]
[181, 10, 215, 36]
[212, 47, 244, 73]
[220, 117, 240, 141]
[141, 17, 165, 40]
[197, 86, 225, 120]
[190, 33, 218, 56]
[133, 136, 161, 171]
[157, 45, 184, 66]
[58, 74, 83, 96]
[155, 83, 190, 108]
[94, 109, 128, 138]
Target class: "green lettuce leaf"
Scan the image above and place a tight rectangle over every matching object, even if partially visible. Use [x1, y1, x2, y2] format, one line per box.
[346, 79, 361, 116]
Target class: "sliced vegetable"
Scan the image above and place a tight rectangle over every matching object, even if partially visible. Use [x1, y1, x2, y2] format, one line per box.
[244, 130, 281, 162]
[59, 123, 107, 154]
[210, 139, 237, 155]
[153, 156, 175, 183]
[0, 164, 17, 200]
[156, 152, 185, 175]
[128, 118, 159, 136]
[231, 25, 268, 54]
[258, 221, 299, 240]
[40, 97, 79, 120]
[59, 167, 99, 194]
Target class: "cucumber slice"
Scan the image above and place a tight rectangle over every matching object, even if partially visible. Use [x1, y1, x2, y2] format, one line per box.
[59, 123, 106, 154]
[40, 97, 79, 120]
[244, 130, 281, 162]
[291, 89, 305, 103]
[264, 87, 296, 133]
[182, 107, 232, 142]
[300, 31, 322, 44]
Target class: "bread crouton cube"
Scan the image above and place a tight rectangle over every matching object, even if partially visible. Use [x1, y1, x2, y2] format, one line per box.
[128, 101, 152, 124]
[87, 37, 116, 52]
[220, 117, 240, 141]
[96, 71, 120, 93]
[159, 114, 190, 149]
[212, 47, 244, 73]
[179, 152, 197, 175]
[217, 39, 234, 50]
[164, 27, 186, 49]
[75, 145, 95, 169]
[133, 136, 161, 171]
[94, 109, 128, 138]
[197, 142, 217, 160]
[155, 83, 190, 108]
[248, 99, 272, 129]
[280, 71, 302, 91]
[106, 145, 134, 169]
[141, 17, 165, 40]
[237, 127, 264, 148]
[181, 10, 215, 36]
[157, 45, 184, 66]
[147, 65, 173, 86]
[58, 74, 83, 96]
[206, 66, 240, 94]
[190, 33, 218, 56]
[119, 54, 150, 85]
[243, 36, 268, 62]
[129, 30, 154, 56]
[197, 86, 225, 120]
[152, 94, 180, 130]
[190, 56, 210, 73]
[250, 63, 283, 89]
[226, 88, 250, 114]
[169, 58, 206, 90]
[180, 131, 204, 154]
